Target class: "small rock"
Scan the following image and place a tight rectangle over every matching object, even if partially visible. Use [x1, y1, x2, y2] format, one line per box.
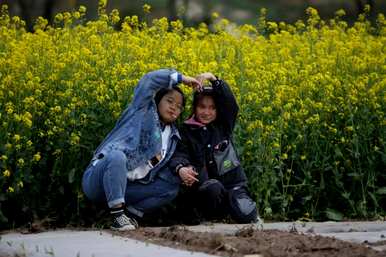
[306, 227, 315, 233]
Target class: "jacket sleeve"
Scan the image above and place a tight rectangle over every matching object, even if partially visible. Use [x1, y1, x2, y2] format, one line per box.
[93, 69, 181, 155]
[212, 79, 239, 135]
[169, 130, 192, 174]
[131, 68, 182, 110]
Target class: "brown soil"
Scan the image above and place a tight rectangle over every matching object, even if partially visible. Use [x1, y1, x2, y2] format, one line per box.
[118, 225, 386, 257]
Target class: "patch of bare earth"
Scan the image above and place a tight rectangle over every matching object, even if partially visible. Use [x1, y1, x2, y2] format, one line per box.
[119, 226, 386, 257]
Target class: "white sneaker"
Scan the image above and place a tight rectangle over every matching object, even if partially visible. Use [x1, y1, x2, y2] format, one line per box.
[111, 213, 138, 231]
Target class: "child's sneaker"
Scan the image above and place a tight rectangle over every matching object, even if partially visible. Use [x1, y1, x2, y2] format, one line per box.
[111, 211, 138, 231]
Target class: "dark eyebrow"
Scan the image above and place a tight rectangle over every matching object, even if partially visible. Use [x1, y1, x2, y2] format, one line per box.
[166, 96, 182, 104]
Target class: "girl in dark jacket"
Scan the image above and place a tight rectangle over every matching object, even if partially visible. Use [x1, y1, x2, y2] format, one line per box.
[170, 72, 258, 224]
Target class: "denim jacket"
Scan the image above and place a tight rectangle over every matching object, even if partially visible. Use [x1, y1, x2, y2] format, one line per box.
[92, 69, 182, 183]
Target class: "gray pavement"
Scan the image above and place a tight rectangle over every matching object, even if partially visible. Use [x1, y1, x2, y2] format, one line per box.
[0, 230, 216, 257]
[1, 221, 385, 257]
[189, 221, 386, 251]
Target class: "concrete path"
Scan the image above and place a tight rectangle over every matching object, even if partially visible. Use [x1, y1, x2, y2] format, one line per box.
[0, 230, 216, 257]
[188, 221, 386, 251]
[1, 221, 385, 257]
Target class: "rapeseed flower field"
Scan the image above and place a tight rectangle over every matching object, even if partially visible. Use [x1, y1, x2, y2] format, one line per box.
[0, 1, 385, 226]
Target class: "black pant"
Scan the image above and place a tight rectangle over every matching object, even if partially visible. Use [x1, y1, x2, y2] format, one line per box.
[197, 179, 258, 223]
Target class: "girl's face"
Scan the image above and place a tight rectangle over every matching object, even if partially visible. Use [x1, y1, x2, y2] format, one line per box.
[157, 90, 184, 124]
[195, 95, 217, 124]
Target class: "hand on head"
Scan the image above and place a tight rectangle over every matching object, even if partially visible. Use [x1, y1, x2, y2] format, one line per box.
[182, 72, 216, 92]
[195, 72, 216, 85]
[182, 75, 203, 92]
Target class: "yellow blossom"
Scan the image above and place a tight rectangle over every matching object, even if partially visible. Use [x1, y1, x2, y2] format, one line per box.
[17, 181, 24, 188]
[13, 134, 21, 142]
[0, 5, 383, 221]
[33, 152, 41, 162]
[3, 169, 11, 177]
[79, 6, 87, 13]
[143, 4, 151, 14]
[17, 158, 25, 167]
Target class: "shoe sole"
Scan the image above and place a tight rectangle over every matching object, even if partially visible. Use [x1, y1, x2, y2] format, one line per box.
[110, 225, 136, 231]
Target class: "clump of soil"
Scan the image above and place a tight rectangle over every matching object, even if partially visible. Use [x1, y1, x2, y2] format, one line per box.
[120, 225, 386, 257]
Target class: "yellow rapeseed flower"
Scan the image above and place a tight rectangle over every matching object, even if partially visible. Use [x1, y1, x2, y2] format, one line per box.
[17, 181, 24, 188]
[79, 6, 87, 13]
[13, 134, 21, 142]
[143, 4, 151, 14]
[3, 169, 11, 177]
[17, 158, 25, 167]
[33, 152, 41, 162]
[0, 4, 384, 221]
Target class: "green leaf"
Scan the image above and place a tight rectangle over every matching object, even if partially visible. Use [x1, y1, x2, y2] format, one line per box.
[341, 192, 350, 199]
[325, 208, 343, 221]
[368, 191, 379, 207]
[334, 147, 343, 158]
[68, 168, 76, 184]
[376, 187, 386, 195]
[0, 208, 8, 223]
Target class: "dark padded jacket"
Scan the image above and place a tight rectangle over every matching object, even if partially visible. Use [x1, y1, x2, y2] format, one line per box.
[169, 79, 247, 189]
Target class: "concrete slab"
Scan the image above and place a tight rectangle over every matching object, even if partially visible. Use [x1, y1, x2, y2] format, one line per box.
[1, 222, 385, 256]
[318, 231, 386, 247]
[186, 221, 386, 235]
[186, 221, 386, 251]
[0, 230, 216, 257]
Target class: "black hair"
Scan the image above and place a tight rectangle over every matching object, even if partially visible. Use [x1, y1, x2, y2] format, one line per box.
[154, 86, 186, 108]
[192, 86, 216, 113]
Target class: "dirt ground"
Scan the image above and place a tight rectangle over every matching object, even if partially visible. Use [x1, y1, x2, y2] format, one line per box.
[119, 225, 386, 257]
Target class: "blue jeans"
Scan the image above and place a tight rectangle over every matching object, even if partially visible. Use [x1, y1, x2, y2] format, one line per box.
[82, 150, 179, 217]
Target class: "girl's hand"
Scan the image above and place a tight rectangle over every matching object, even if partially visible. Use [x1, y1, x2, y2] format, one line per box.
[182, 75, 203, 92]
[178, 166, 199, 187]
[195, 72, 216, 85]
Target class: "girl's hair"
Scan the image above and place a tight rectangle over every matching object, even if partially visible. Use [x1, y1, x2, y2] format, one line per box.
[192, 86, 216, 112]
[154, 86, 186, 107]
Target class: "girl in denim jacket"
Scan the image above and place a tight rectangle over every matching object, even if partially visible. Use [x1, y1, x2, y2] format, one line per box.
[82, 69, 201, 230]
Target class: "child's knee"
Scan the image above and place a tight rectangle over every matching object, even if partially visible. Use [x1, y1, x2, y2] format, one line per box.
[105, 150, 127, 165]
[198, 179, 225, 200]
[198, 179, 226, 209]
[162, 186, 179, 201]
[228, 187, 258, 223]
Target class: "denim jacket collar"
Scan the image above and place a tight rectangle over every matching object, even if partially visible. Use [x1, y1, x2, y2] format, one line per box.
[169, 123, 181, 140]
